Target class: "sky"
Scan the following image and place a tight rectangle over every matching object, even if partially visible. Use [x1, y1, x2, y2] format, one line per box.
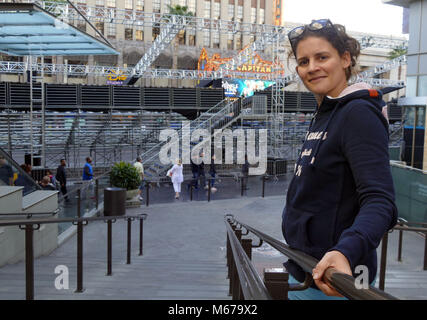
[282, 0, 407, 37]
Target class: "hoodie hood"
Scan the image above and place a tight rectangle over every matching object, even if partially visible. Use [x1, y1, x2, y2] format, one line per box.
[308, 82, 387, 167]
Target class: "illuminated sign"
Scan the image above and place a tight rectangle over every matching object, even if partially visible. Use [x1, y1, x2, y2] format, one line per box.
[197, 47, 284, 77]
[222, 79, 275, 98]
[106, 69, 127, 85]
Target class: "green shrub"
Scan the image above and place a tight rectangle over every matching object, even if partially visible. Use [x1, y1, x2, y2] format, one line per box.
[110, 161, 141, 190]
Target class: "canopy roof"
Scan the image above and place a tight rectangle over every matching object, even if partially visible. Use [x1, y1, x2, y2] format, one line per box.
[0, 2, 118, 56]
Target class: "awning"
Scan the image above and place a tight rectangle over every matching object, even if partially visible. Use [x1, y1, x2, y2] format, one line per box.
[0, 2, 118, 56]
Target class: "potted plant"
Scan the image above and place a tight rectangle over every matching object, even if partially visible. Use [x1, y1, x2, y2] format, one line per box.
[110, 161, 141, 200]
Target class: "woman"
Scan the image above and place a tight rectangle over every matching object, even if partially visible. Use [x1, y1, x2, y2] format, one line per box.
[282, 19, 397, 299]
[168, 159, 184, 199]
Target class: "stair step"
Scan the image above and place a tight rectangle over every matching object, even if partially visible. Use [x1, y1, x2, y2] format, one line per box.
[22, 190, 58, 213]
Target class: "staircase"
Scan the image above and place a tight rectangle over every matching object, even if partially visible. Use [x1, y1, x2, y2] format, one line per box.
[142, 98, 244, 183]
[0, 147, 59, 267]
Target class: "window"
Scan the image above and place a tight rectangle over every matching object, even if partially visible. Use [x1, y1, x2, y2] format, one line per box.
[153, 0, 160, 13]
[213, 32, 220, 48]
[95, 21, 104, 36]
[125, 0, 133, 9]
[106, 0, 116, 8]
[204, 31, 210, 46]
[96, 0, 104, 6]
[136, 29, 144, 41]
[236, 5, 243, 23]
[251, 7, 256, 24]
[228, 4, 234, 20]
[236, 35, 242, 50]
[136, 0, 144, 11]
[125, 28, 133, 40]
[204, 1, 211, 18]
[418, 75, 427, 97]
[213, 2, 220, 20]
[152, 27, 160, 41]
[189, 34, 196, 46]
[259, 8, 265, 24]
[406, 76, 417, 97]
[227, 34, 234, 50]
[188, 0, 196, 13]
[107, 23, 116, 39]
[163, 0, 171, 12]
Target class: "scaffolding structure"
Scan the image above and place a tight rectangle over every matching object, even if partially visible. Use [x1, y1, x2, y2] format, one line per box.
[0, 1, 408, 174]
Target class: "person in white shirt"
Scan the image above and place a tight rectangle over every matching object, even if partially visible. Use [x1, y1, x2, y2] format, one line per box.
[133, 156, 144, 201]
[168, 159, 184, 199]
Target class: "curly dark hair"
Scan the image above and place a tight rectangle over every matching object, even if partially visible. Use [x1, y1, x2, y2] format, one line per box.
[289, 22, 361, 80]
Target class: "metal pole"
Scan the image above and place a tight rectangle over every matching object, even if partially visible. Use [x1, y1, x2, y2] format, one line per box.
[208, 178, 211, 202]
[397, 229, 403, 262]
[95, 179, 99, 210]
[77, 189, 81, 218]
[139, 218, 144, 256]
[25, 225, 35, 300]
[75, 221, 84, 293]
[424, 234, 427, 271]
[106, 220, 113, 276]
[145, 182, 149, 207]
[379, 232, 389, 291]
[262, 175, 266, 198]
[126, 218, 132, 264]
[190, 184, 193, 201]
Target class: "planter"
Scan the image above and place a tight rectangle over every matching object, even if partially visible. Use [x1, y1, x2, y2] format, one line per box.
[126, 189, 139, 200]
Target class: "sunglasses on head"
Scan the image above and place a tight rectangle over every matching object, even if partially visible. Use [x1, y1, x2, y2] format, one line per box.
[288, 19, 337, 52]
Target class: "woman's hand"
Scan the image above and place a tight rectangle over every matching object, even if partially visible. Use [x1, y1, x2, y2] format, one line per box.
[312, 250, 352, 297]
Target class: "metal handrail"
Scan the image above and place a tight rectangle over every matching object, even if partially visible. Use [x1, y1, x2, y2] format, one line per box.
[228, 216, 398, 300]
[0, 213, 148, 300]
[0, 146, 41, 193]
[225, 219, 272, 300]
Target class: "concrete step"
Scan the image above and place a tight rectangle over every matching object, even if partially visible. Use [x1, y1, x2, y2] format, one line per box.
[0, 186, 24, 214]
[22, 190, 58, 214]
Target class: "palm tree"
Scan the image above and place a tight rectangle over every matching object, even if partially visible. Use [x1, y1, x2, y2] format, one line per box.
[166, 5, 194, 87]
[388, 44, 408, 81]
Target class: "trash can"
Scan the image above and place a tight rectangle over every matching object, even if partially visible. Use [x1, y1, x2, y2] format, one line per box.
[104, 187, 126, 216]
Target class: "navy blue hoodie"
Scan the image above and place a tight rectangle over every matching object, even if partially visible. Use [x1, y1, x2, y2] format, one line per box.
[281, 84, 398, 287]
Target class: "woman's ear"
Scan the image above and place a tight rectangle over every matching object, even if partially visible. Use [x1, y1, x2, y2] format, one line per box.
[341, 51, 351, 69]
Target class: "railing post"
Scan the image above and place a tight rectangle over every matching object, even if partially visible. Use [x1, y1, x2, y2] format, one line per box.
[145, 181, 150, 207]
[231, 229, 242, 300]
[75, 220, 84, 293]
[95, 179, 99, 210]
[241, 177, 244, 197]
[208, 178, 211, 202]
[190, 184, 193, 201]
[397, 229, 403, 262]
[424, 233, 427, 271]
[241, 238, 252, 260]
[106, 219, 113, 276]
[262, 175, 266, 198]
[379, 232, 389, 291]
[139, 216, 144, 256]
[126, 217, 135, 264]
[264, 268, 289, 300]
[23, 224, 37, 300]
[77, 189, 81, 218]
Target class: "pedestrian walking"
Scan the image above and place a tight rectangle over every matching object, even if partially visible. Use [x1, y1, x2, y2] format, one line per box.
[133, 156, 144, 201]
[167, 159, 183, 199]
[56, 159, 68, 201]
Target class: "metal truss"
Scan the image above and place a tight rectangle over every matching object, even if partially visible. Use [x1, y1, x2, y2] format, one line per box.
[124, 14, 186, 85]
[30, 0, 407, 50]
[351, 55, 407, 82]
[0, 60, 405, 88]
